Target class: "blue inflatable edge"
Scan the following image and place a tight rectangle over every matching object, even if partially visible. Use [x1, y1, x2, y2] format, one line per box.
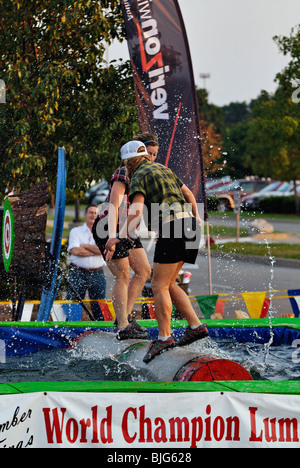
[37, 148, 67, 322]
[0, 321, 299, 357]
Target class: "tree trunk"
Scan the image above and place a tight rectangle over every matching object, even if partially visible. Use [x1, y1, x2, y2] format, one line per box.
[73, 197, 81, 223]
[6, 179, 48, 282]
[293, 179, 299, 215]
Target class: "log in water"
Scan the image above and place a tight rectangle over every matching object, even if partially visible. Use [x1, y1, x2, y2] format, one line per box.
[71, 331, 253, 382]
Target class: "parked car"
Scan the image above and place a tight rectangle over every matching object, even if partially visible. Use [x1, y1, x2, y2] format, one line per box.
[243, 181, 300, 211]
[207, 181, 233, 195]
[206, 177, 231, 192]
[260, 181, 300, 198]
[216, 178, 272, 211]
[242, 181, 284, 210]
[86, 180, 109, 205]
[206, 177, 232, 194]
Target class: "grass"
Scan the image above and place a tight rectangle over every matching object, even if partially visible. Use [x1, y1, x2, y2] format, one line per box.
[206, 210, 300, 260]
[211, 242, 300, 261]
[204, 224, 249, 238]
[208, 210, 300, 222]
[46, 207, 300, 260]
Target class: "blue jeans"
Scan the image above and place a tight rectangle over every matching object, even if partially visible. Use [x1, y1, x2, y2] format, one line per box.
[67, 267, 107, 320]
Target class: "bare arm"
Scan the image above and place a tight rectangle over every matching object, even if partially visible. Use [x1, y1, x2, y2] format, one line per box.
[119, 192, 145, 238]
[104, 193, 145, 261]
[181, 184, 202, 225]
[107, 180, 126, 238]
[70, 246, 99, 257]
[81, 244, 102, 255]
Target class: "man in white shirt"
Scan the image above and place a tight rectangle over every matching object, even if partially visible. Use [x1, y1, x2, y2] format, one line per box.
[67, 205, 106, 320]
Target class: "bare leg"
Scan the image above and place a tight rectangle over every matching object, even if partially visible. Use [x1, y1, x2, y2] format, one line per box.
[107, 257, 130, 330]
[169, 280, 202, 328]
[128, 248, 151, 317]
[152, 261, 202, 337]
[151, 262, 182, 337]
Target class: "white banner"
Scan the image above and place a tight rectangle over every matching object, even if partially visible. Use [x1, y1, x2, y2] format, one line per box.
[1, 391, 300, 449]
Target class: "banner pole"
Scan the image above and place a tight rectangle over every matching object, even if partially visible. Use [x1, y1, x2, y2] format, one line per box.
[173, 1, 212, 294]
[171, 1, 212, 293]
[206, 220, 213, 295]
[121, 0, 213, 293]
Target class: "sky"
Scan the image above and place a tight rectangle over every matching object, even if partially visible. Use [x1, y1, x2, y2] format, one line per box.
[107, 0, 300, 106]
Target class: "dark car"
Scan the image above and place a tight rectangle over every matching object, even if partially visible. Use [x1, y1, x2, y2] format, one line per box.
[242, 181, 287, 210]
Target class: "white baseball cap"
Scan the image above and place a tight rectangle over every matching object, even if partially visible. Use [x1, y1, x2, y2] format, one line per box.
[121, 141, 148, 160]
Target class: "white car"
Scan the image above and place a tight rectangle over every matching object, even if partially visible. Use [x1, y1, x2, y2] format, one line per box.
[260, 182, 299, 198]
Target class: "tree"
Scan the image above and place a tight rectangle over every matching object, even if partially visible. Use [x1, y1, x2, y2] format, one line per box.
[199, 118, 225, 176]
[245, 26, 300, 213]
[0, 0, 138, 203]
[197, 88, 225, 134]
[197, 89, 254, 178]
[197, 89, 226, 176]
[222, 121, 252, 178]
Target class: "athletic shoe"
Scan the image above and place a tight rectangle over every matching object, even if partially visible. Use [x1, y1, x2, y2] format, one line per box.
[129, 320, 148, 333]
[114, 316, 148, 332]
[143, 338, 176, 364]
[176, 324, 209, 347]
[116, 323, 149, 341]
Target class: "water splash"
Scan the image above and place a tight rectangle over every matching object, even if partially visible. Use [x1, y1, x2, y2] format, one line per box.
[262, 234, 276, 363]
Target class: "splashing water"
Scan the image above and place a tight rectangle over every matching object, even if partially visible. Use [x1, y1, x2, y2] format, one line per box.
[0, 334, 299, 384]
[262, 234, 276, 363]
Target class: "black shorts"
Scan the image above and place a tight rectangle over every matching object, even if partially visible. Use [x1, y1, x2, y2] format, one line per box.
[153, 217, 201, 264]
[92, 217, 143, 261]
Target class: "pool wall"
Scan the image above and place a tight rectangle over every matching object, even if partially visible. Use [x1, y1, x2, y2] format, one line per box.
[0, 318, 300, 356]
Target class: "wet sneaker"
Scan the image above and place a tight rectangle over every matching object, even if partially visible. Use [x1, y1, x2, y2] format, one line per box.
[143, 338, 175, 364]
[176, 324, 209, 347]
[116, 323, 149, 341]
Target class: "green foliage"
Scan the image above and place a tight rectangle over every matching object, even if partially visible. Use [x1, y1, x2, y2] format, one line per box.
[207, 195, 220, 211]
[0, 0, 138, 202]
[244, 26, 300, 214]
[1, 3, 299, 208]
[197, 91, 254, 178]
[258, 196, 298, 215]
[246, 88, 300, 181]
[197, 24, 300, 190]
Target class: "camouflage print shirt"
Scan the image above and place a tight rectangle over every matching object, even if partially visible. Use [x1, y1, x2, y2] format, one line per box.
[129, 160, 187, 231]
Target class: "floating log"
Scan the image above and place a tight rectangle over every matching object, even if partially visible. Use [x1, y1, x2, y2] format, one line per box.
[71, 331, 253, 382]
[4, 179, 48, 282]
